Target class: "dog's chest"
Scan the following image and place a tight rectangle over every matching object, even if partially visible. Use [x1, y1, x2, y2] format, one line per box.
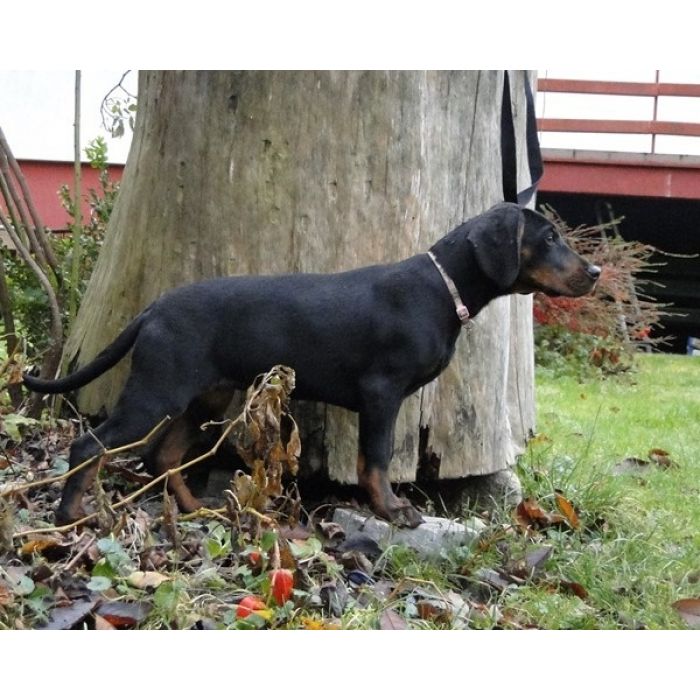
[405, 343, 457, 395]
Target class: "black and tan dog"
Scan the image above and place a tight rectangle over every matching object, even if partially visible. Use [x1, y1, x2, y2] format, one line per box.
[24, 203, 600, 527]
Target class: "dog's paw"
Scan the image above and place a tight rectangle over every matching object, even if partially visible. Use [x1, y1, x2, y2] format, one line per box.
[55, 505, 86, 527]
[373, 494, 424, 529]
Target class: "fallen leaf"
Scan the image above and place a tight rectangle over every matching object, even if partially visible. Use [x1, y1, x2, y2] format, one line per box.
[126, 571, 170, 590]
[300, 617, 341, 630]
[1, 566, 35, 596]
[514, 498, 566, 530]
[416, 599, 452, 623]
[20, 537, 67, 556]
[672, 599, 700, 628]
[316, 520, 345, 541]
[98, 601, 151, 629]
[340, 550, 373, 573]
[320, 580, 349, 617]
[524, 545, 554, 571]
[0, 583, 14, 607]
[41, 599, 99, 630]
[279, 524, 312, 541]
[648, 448, 678, 469]
[559, 580, 589, 600]
[288, 536, 322, 561]
[506, 546, 553, 579]
[555, 493, 581, 529]
[87, 577, 113, 592]
[93, 613, 117, 630]
[476, 568, 514, 592]
[277, 538, 297, 570]
[379, 609, 408, 630]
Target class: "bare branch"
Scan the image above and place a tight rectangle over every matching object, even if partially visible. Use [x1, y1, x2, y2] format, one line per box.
[0, 127, 59, 274]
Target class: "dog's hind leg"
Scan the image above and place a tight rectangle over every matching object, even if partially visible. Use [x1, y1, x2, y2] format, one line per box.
[56, 408, 172, 525]
[56, 443, 108, 525]
[146, 387, 235, 513]
[147, 415, 205, 513]
[55, 385, 193, 525]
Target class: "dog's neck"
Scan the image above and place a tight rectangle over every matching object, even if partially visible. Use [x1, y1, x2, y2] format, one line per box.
[428, 227, 504, 321]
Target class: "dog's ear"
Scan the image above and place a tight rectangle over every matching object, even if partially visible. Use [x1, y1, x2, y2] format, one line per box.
[469, 203, 523, 288]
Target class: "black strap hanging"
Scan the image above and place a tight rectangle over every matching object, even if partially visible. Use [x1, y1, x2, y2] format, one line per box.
[500, 70, 543, 206]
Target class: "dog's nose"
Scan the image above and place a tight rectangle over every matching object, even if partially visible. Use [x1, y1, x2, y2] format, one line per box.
[587, 264, 602, 280]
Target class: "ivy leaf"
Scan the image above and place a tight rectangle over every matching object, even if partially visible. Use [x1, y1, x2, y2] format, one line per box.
[1, 414, 40, 442]
[288, 536, 322, 561]
[87, 576, 113, 592]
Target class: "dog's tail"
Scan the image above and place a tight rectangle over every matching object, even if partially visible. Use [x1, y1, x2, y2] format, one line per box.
[23, 313, 145, 395]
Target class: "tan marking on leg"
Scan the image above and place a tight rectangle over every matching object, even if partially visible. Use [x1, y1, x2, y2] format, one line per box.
[56, 454, 107, 524]
[153, 418, 202, 513]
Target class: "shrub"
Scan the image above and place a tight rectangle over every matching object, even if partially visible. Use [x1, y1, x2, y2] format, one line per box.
[533, 206, 669, 378]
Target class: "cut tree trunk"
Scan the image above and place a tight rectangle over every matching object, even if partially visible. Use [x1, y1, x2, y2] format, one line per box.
[65, 70, 536, 484]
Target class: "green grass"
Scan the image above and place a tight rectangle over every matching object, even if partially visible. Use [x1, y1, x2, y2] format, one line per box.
[509, 354, 700, 629]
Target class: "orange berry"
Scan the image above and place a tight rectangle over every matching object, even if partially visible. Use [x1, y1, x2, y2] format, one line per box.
[236, 595, 266, 618]
[270, 569, 294, 605]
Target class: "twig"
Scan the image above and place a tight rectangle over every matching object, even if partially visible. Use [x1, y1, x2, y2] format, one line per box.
[110, 416, 240, 511]
[15, 511, 99, 537]
[0, 150, 47, 269]
[0, 128, 58, 273]
[60, 533, 96, 574]
[176, 507, 229, 523]
[4, 416, 171, 499]
[243, 507, 278, 528]
[100, 71, 136, 135]
[68, 70, 83, 324]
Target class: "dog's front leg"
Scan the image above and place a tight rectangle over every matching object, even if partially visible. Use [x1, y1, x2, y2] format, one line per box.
[357, 395, 423, 528]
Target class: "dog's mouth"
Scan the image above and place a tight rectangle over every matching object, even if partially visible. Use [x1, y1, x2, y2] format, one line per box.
[522, 264, 601, 299]
[531, 263, 601, 297]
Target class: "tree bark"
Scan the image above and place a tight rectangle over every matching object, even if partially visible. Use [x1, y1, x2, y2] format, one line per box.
[66, 70, 536, 483]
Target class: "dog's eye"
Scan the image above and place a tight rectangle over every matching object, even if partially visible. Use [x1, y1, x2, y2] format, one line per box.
[545, 233, 556, 245]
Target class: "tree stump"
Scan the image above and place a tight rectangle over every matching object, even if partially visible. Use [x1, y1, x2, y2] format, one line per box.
[66, 70, 536, 485]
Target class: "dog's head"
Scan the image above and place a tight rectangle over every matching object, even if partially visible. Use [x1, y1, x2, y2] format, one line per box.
[470, 203, 600, 298]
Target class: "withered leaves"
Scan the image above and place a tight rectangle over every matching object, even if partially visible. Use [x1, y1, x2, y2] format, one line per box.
[672, 599, 700, 628]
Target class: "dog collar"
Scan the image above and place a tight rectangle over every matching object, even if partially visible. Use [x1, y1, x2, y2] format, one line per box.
[427, 251, 471, 326]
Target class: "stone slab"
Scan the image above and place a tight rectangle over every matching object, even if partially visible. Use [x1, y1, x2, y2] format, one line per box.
[332, 507, 486, 558]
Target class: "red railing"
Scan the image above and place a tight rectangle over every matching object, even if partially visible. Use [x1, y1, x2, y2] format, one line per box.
[537, 76, 700, 153]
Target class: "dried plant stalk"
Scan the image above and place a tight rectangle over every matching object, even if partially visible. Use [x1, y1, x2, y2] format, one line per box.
[535, 206, 675, 350]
